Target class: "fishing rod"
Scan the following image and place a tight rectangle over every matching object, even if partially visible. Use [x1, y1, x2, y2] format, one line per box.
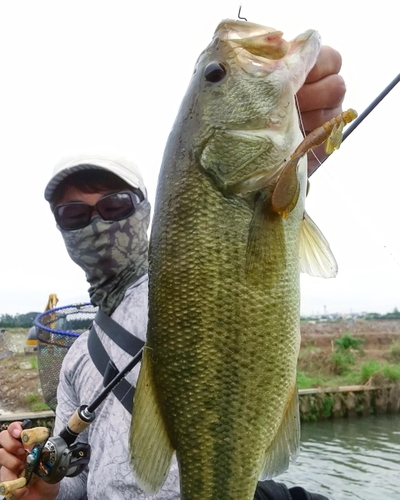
[236, 4, 399, 164]
[319, 72, 400, 165]
[0, 348, 143, 497]
[342, 73, 400, 142]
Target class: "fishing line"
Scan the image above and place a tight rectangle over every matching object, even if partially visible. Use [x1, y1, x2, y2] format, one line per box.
[310, 74, 400, 270]
[300, 73, 400, 170]
[295, 94, 323, 176]
[315, 72, 400, 165]
[341, 73, 400, 145]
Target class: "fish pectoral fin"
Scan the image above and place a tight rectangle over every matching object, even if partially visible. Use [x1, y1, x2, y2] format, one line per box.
[271, 153, 304, 219]
[129, 348, 174, 494]
[260, 384, 300, 480]
[299, 212, 338, 278]
[246, 192, 286, 282]
[200, 129, 278, 194]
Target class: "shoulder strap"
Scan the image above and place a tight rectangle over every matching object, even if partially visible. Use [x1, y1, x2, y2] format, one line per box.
[94, 308, 144, 356]
[87, 309, 145, 414]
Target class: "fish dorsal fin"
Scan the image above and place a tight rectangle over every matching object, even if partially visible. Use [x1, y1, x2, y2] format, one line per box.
[130, 348, 174, 494]
[300, 212, 338, 278]
[259, 384, 300, 479]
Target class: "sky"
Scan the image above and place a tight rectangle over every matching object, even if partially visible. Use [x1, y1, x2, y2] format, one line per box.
[0, 0, 399, 317]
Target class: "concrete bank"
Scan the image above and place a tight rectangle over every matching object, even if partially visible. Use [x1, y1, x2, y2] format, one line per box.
[298, 384, 400, 421]
[0, 410, 55, 432]
[1, 384, 399, 430]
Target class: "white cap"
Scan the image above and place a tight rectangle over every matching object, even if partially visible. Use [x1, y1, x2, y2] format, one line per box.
[44, 154, 147, 202]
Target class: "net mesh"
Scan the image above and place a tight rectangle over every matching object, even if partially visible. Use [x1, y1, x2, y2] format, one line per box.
[35, 303, 98, 410]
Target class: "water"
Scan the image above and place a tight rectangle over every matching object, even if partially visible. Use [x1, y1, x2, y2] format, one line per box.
[0, 415, 398, 499]
[277, 414, 400, 499]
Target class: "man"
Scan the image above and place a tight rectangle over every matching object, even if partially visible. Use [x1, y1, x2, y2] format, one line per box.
[0, 45, 344, 499]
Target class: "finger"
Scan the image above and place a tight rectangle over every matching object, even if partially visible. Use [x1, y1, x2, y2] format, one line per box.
[297, 74, 346, 114]
[305, 45, 342, 84]
[0, 477, 27, 495]
[13, 487, 30, 499]
[0, 425, 25, 456]
[0, 461, 28, 499]
[0, 438, 26, 460]
[0, 426, 27, 478]
[0, 446, 26, 479]
[300, 103, 344, 134]
[6, 423, 24, 441]
[1, 483, 29, 500]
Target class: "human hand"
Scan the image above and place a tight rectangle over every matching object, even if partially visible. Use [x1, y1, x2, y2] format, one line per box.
[297, 45, 346, 175]
[0, 422, 59, 500]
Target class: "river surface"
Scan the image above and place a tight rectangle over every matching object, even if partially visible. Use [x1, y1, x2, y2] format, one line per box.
[276, 413, 399, 499]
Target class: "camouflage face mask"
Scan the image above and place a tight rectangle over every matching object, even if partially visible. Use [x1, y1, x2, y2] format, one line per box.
[60, 199, 150, 315]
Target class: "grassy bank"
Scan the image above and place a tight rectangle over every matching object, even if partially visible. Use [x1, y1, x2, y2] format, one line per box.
[297, 330, 400, 389]
[2, 323, 400, 416]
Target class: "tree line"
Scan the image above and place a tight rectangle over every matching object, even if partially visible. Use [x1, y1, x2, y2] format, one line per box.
[0, 312, 94, 331]
[301, 308, 400, 322]
[2, 308, 400, 330]
[364, 308, 400, 320]
[0, 312, 40, 328]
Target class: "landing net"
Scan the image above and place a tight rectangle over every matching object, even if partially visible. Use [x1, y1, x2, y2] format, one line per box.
[35, 303, 97, 410]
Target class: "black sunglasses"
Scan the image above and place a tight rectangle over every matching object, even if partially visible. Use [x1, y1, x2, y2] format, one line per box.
[54, 190, 143, 231]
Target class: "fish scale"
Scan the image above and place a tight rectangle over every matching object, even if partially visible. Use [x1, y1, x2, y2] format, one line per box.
[130, 19, 336, 500]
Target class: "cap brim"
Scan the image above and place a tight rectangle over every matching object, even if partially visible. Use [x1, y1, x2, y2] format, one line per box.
[44, 155, 147, 202]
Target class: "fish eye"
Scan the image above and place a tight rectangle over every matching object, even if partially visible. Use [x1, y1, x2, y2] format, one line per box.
[204, 62, 227, 83]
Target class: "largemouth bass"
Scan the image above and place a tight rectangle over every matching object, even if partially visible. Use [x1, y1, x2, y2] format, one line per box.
[130, 19, 338, 500]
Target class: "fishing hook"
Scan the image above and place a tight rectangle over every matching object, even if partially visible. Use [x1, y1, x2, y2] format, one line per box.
[238, 5, 247, 21]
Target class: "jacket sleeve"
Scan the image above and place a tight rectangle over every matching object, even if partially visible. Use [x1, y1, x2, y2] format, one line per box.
[53, 336, 90, 500]
[56, 471, 88, 500]
[254, 480, 330, 500]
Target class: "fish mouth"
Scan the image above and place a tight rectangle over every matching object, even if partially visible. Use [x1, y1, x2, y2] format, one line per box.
[215, 20, 289, 60]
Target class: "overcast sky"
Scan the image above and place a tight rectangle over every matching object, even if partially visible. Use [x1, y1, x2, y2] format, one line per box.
[0, 0, 398, 316]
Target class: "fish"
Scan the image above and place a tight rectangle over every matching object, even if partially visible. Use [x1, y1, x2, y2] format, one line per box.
[130, 19, 339, 500]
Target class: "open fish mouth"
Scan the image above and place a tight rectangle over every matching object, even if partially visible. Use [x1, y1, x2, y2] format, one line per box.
[215, 20, 289, 60]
